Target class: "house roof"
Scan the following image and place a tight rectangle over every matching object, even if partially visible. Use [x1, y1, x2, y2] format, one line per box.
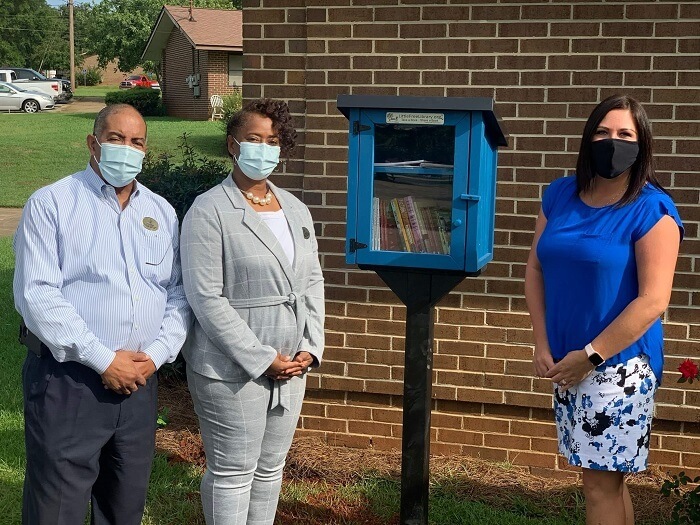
[142, 5, 242, 61]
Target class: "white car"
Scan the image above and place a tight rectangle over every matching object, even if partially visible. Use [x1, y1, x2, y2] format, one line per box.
[0, 81, 55, 113]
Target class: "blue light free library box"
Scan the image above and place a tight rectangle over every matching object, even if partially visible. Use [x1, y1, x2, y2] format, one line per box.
[337, 95, 508, 274]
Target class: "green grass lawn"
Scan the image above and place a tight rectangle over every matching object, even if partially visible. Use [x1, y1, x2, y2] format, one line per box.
[0, 111, 228, 207]
[0, 237, 25, 522]
[72, 84, 120, 98]
[277, 477, 586, 525]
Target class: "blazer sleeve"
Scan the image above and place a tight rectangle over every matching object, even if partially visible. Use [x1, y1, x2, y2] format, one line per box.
[181, 199, 277, 379]
[298, 206, 325, 365]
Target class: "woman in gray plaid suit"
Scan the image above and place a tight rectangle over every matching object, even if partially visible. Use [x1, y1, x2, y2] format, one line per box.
[180, 99, 325, 525]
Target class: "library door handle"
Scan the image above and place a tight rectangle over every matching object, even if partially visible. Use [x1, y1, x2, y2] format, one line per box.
[452, 219, 463, 228]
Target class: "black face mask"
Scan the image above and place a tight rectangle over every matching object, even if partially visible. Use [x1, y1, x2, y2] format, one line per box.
[590, 138, 639, 179]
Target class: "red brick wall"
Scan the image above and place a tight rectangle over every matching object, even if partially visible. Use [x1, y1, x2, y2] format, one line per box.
[243, 0, 700, 479]
[162, 31, 240, 119]
[162, 29, 201, 119]
[206, 50, 243, 100]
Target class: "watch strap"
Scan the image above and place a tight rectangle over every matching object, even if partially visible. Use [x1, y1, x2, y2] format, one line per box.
[585, 343, 605, 366]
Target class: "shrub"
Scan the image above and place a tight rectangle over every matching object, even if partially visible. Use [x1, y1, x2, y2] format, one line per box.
[220, 90, 243, 131]
[660, 471, 700, 525]
[138, 132, 229, 222]
[105, 87, 165, 116]
[77, 66, 102, 87]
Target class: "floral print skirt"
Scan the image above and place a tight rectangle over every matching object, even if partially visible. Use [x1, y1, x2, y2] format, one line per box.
[553, 354, 658, 473]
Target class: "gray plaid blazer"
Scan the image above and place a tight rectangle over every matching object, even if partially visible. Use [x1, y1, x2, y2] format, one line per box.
[180, 175, 325, 389]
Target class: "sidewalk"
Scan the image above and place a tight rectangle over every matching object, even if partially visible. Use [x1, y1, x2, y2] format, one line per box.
[0, 208, 22, 237]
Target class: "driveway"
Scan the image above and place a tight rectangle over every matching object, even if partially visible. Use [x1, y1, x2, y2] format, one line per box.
[0, 208, 22, 237]
[55, 99, 106, 113]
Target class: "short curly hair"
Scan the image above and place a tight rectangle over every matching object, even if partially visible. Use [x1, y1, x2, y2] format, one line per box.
[226, 98, 297, 157]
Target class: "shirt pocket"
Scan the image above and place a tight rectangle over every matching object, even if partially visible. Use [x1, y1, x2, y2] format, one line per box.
[577, 232, 613, 263]
[141, 231, 173, 283]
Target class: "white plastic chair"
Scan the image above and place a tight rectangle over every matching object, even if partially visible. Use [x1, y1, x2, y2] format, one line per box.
[210, 94, 224, 120]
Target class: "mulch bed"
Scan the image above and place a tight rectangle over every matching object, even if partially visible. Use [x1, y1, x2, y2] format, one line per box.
[155, 376, 678, 524]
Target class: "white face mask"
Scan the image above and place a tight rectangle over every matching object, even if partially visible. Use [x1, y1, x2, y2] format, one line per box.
[233, 138, 280, 181]
[93, 136, 145, 188]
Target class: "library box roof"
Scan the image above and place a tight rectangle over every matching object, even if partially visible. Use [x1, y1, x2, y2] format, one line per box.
[337, 94, 508, 148]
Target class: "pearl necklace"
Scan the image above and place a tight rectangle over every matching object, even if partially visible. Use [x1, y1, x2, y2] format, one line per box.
[241, 188, 273, 206]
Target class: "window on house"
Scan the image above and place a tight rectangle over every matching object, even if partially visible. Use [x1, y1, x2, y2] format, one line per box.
[228, 54, 242, 87]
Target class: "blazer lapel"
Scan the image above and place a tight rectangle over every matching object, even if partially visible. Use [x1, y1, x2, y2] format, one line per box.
[222, 176, 296, 285]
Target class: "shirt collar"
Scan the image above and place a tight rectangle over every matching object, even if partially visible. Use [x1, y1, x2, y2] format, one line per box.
[79, 163, 142, 209]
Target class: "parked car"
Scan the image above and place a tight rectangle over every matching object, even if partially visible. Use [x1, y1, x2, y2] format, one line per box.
[0, 81, 55, 113]
[6, 67, 72, 102]
[119, 75, 160, 90]
[0, 69, 62, 103]
[49, 76, 73, 99]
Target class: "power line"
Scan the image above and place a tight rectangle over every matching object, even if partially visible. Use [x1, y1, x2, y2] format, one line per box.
[0, 27, 68, 33]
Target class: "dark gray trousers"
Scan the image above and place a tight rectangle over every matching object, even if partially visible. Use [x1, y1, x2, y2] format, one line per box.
[22, 351, 158, 525]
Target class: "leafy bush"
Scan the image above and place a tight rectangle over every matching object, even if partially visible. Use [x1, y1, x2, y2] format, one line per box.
[77, 66, 102, 87]
[220, 90, 243, 131]
[138, 133, 229, 222]
[660, 471, 700, 525]
[105, 87, 165, 116]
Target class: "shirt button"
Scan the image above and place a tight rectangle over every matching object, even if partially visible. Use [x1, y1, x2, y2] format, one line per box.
[134, 295, 140, 301]
[134, 325, 139, 330]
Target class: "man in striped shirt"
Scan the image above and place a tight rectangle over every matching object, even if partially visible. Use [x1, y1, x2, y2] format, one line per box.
[13, 104, 191, 525]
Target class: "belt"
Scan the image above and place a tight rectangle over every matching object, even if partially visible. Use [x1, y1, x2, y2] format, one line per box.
[228, 292, 300, 309]
[19, 321, 50, 357]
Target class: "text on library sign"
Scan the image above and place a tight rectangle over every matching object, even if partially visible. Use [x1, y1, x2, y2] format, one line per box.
[386, 112, 445, 126]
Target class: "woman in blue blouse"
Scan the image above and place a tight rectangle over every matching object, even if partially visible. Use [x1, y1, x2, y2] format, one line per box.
[525, 95, 683, 525]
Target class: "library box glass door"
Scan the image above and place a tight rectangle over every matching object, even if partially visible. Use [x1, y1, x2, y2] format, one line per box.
[354, 109, 471, 271]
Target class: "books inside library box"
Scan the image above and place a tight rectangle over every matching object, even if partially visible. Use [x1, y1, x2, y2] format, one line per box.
[372, 161, 453, 255]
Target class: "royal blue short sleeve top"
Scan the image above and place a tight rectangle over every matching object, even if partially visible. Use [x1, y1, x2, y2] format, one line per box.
[536, 176, 683, 382]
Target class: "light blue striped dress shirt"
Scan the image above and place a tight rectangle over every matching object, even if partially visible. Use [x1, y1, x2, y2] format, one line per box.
[13, 165, 191, 374]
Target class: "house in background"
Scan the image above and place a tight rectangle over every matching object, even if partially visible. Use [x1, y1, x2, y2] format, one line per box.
[80, 55, 145, 85]
[142, 5, 242, 120]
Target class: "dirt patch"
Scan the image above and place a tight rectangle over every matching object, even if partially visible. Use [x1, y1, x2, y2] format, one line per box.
[155, 376, 204, 466]
[155, 377, 679, 524]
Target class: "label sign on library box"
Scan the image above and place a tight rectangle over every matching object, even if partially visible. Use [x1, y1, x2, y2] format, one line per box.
[386, 112, 445, 125]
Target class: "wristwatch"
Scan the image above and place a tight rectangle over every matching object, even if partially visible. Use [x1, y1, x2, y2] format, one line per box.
[585, 343, 605, 367]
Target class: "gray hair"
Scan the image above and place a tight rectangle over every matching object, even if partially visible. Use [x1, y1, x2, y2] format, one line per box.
[93, 103, 147, 139]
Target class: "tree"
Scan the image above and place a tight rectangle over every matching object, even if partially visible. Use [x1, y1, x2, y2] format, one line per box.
[0, 1, 93, 72]
[81, 0, 240, 74]
[0, 1, 61, 69]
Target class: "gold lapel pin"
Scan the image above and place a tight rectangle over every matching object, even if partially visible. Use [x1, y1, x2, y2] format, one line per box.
[143, 217, 159, 231]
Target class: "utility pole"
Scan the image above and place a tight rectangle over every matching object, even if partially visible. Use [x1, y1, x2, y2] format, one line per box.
[68, 0, 75, 91]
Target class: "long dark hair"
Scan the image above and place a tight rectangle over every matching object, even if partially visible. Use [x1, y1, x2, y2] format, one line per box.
[226, 98, 297, 157]
[575, 94, 667, 205]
